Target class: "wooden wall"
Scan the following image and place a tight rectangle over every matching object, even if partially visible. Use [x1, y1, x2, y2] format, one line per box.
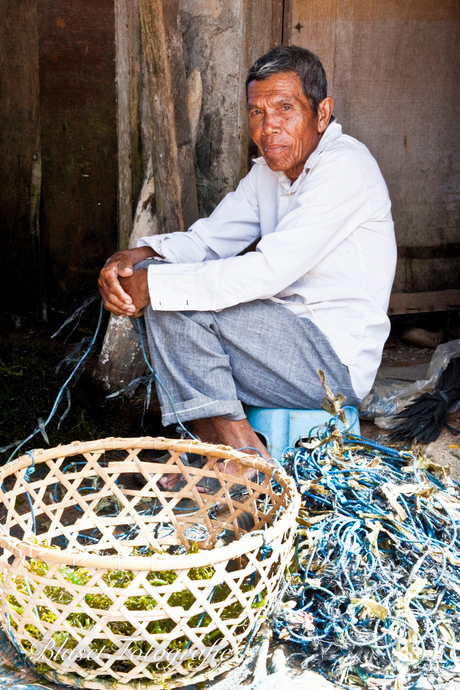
[0, 0, 281, 320]
[38, 0, 118, 319]
[0, 0, 118, 320]
[1, 0, 459, 320]
[285, 0, 460, 294]
[0, 0, 41, 317]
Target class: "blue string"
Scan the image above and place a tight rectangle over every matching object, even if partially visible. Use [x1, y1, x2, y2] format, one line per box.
[24, 451, 36, 535]
[260, 531, 275, 560]
[22, 573, 40, 621]
[274, 432, 460, 687]
[185, 585, 217, 651]
[234, 446, 263, 456]
[342, 433, 402, 458]
[6, 300, 104, 463]
[241, 611, 263, 657]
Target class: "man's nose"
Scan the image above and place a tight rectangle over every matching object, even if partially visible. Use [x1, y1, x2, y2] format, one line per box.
[262, 112, 281, 135]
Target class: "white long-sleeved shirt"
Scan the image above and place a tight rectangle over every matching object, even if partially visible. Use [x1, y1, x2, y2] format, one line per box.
[138, 120, 397, 399]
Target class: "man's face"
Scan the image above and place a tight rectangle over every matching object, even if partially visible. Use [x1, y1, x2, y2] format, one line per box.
[247, 72, 330, 183]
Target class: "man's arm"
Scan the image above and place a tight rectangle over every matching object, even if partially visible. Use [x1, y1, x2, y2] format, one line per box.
[142, 161, 372, 313]
[99, 166, 261, 316]
[98, 246, 159, 316]
[137, 168, 262, 264]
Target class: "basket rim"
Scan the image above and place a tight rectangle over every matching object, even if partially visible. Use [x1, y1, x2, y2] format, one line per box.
[0, 436, 300, 571]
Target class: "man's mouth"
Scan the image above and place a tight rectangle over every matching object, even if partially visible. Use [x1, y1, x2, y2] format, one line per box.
[263, 145, 285, 154]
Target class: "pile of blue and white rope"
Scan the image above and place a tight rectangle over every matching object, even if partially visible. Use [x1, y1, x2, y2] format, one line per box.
[273, 425, 460, 689]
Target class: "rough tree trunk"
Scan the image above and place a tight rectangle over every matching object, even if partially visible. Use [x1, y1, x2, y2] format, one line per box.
[138, 0, 198, 234]
[95, 157, 158, 391]
[95, 0, 279, 393]
[95, 0, 202, 392]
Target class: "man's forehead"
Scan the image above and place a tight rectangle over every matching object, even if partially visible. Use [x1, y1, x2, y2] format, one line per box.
[247, 72, 306, 104]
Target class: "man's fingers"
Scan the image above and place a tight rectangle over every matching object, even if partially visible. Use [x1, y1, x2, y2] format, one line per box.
[103, 254, 134, 277]
[103, 304, 135, 317]
[98, 276, 131, 306]
[98, 276, 136, 317]
[101, 291, 135, 315]
[101, 278, 133, 306]
[99, 267, 134, 305]
[118, 264, 134, 277]
[98, 251, 150, 318]
[101, 293, 136, 317]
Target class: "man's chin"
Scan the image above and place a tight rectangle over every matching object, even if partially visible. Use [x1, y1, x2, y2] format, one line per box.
[263, 155, 291, 173]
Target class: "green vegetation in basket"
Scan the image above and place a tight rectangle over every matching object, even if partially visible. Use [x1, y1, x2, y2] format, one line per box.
[8, 542, 267, 677]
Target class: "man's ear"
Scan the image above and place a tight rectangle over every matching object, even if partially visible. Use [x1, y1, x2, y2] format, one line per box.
[317, 97, 334, 133]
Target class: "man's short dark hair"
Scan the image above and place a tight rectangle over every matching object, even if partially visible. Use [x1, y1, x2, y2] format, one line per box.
[246, 45, 327, 115]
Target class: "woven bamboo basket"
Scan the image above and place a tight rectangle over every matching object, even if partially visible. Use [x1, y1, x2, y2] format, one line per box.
[0, 437, 300, 689]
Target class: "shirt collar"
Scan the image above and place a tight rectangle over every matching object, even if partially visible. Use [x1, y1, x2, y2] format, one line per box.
[253, 119, 343, 188]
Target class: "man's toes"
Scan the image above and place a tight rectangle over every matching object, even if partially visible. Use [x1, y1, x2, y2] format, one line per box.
[158, 473, 181, 490]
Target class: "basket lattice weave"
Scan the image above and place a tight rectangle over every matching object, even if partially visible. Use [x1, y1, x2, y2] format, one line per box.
[0, 437, 300, 689]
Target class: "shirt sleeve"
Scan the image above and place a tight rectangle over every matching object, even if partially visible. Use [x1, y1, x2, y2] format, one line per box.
[145, 160, 371, 312]
[137, 166, 261, 264]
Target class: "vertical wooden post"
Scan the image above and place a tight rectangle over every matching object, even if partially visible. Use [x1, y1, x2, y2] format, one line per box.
[282, 0, 293, 44]
[138, 0, 199, 234]
[115, 0, 144, 250]
[272, 0, 285, 46]
[96, 0, 202, 391]
[115, 0, 133, 250]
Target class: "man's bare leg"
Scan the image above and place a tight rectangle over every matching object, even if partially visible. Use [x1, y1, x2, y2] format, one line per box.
[195, 417, 271, 477]
[159, 416, 269, 489]
[158, 418, 223, 490]
[211, 417, 271, 478]
[192, 418, 221, 445]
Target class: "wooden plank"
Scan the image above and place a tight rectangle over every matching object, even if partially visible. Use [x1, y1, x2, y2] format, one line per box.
[286, 0, 460, 294]
[388, 290, 460, 315]
[282, 0, 294, 44]
[115, 0, 134, 250]
[163, 1, 199, 231]
[38, 0, 118, 318]
[272, 0, 284, 46]
[0, 0, 41, 316]
[138, 0, 198, 234]
[114, 0, 144, 251]
[246, 0, 284, 63]
[128, 0, 144, 226]
[283, 0, 338, 93]
[247, 0, 274, 65]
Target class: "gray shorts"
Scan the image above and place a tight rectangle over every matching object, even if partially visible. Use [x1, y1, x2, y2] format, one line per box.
[141, 298, 360, 427]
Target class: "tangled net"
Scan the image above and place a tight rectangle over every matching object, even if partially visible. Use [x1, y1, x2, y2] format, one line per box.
[273, 426, 460, 689]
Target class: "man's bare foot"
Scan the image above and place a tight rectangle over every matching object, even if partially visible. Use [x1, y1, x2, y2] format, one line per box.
[158, 471, 209, 493]
[215, 459, 258, 481]
[158, 473, 181, 490]
[210, 416, 271, 480]
[156, 416, 269, 492]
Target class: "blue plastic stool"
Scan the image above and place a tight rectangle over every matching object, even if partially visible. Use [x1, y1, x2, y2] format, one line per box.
[246, 406, 360, 460]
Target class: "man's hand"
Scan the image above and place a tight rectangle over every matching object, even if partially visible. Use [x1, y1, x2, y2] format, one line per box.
[98, 247, 155, 316]
[119, 269, 150, 318]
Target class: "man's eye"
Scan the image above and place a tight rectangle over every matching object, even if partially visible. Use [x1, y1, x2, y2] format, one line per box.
[282, 104, 292, 111]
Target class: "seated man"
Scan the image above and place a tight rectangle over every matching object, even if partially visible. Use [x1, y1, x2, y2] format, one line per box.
[98, 45, 397, 473]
